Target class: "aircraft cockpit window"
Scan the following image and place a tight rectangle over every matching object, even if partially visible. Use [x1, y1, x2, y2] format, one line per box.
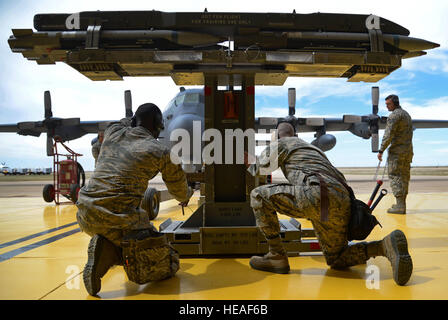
[165, 99, 175, 111]
[174, 94, 185, 107]
[184, 93, 201, 104]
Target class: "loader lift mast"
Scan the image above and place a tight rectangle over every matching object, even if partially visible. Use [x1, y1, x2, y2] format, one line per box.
[160, 74, 319, 256]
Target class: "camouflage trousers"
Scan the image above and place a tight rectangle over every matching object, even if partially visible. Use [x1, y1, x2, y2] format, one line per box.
[388, 153, 412, 198]
[250, 179, 372, 269]
[76, 208, 156, 248]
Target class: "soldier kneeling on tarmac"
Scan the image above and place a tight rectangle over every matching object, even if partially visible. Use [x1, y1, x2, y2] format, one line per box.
[76, 103, 193, 296]
[245, 122, 413, 286]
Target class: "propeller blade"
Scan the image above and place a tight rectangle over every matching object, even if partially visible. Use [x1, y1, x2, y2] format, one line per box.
[60, 118, 81, 126]
[44, 91, 52, 119]
[372, 86, 379, 115]
[46, 134, 54, 156]
[125, 90, 133, 118]
[371, 133, 379, 152]
[288, 88, 296, 116]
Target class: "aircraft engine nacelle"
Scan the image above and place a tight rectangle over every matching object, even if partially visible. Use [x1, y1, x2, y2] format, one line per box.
[348, 122, 371, 139]
[311, 134, 336, 152]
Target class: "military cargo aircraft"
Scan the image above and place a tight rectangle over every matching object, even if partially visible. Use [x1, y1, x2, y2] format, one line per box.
[4, 85, 448, 220]
[1, 86, 448, 165]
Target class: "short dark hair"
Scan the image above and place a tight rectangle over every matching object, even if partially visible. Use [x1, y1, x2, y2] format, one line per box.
[277, 118, 296, 133]
[385, 94, 400, 107]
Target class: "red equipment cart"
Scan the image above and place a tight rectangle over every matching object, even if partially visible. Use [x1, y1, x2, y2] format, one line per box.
[42, 137, 85, 205]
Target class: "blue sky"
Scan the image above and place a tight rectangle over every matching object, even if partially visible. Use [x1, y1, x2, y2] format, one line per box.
[0, 0, 447, 171]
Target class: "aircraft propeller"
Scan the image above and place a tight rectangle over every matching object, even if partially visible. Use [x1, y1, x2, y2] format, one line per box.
[284, 88, 336, 151]
[288, 88, 296, 117]
[282, 87, 299, 131]
[369, 86, 380, 152]
[343, 86, 381, 152]
[124, 90, 133, 118]
[14, 91, 81, 156]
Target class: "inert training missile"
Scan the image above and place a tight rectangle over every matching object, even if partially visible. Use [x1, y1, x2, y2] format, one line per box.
[285, 32, 440, 52]
[7, 10, 440, 83]
[19, 30, 225, 47]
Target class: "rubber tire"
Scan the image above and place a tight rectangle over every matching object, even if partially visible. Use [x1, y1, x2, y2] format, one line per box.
[70, 183, 80, 204]
[141, 187, 160, 220]
[43, 184, 55, 203]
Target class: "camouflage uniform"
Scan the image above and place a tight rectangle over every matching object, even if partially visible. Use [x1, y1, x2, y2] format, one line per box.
[248, 137, 372, 268]
[77, 118, 191, 247]
[91, 140, 102, 167]
[379, 106, 413, 199]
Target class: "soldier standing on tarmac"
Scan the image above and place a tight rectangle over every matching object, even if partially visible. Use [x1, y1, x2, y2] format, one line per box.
[245, 122, 413, 286]
[76, 103, 193, 296]
[378, 94, 413, 214]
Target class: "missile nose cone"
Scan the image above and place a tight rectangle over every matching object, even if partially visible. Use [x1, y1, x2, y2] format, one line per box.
[417, 39, 440, 50]
[430, 41, 440, 49]
[384, 35, 440, 52]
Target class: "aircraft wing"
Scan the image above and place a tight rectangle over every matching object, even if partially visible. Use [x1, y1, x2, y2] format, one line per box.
[71, 121, 116, 133]
[255, 116, 448, 151]
[0, 120, 113, 138]
[0, 90, 133, 156]
[0, 124, 31, 133]
[401, 119, 448, 129]
[255, 117, 353, 132]
[256, 116, 448, 132]
[0, 122, 46, 136]
[311, 117, 448, 131]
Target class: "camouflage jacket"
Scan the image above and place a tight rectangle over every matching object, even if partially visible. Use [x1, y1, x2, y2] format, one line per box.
[77, 118, 190, 229]
[248, 136, 347, 187]
[380, 106, 413, 156]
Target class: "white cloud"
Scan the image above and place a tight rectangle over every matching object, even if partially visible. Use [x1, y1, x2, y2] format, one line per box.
[255, 106, 313, 118]
[402, 49, 448, 74]
[427, 140, 448, 145]
[402, 96, 448, 120]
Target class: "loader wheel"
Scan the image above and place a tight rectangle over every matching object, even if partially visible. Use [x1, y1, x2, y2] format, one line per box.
[141, 187, 160, 220]
[43, 184, 55, 203]
[70, 183, 80, 204]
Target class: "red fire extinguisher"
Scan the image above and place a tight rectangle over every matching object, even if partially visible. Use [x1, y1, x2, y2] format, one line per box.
[59, 159, 79, 197]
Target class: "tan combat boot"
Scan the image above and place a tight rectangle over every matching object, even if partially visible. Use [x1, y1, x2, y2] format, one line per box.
[249, 237, 290, 274]
[83, 234, 122, 296]
[382, 230, 413, 286]
[387, 196, 406, 214]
